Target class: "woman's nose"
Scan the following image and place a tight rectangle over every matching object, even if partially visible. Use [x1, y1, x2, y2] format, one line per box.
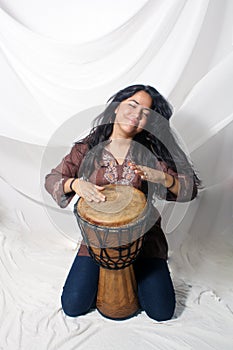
[133, 107, 142, 119]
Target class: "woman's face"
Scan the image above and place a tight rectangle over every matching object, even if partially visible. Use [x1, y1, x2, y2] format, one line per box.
[114, 90, 153, 138]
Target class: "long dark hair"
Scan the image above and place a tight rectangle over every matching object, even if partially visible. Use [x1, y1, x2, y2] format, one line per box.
[77, 84, 201, 187]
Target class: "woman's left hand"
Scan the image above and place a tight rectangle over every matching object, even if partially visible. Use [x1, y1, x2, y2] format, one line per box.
[129, 162, 165, 184]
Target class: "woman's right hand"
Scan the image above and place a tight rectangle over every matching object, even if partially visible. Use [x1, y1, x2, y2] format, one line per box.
[72, 179, 106, 203]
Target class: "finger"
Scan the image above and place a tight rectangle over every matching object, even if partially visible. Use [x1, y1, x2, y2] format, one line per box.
[94, 185, 105, 191]
[128, 161, 137, 168]
[93, 185, 106, 201]
[89, 190, 102, 202]
[129, 163, 137, 170]
[85, 195, 93, 202]
[135, 169, 148, 180]
[130, 164, 145, 173]
[134, 169, 144, 176]
[87, 192, 104, 203]
[85, 190, 100, 202]
[92, 196, 101, 203]
[141, 172, 148, 180]
[96, 193, 106, 201]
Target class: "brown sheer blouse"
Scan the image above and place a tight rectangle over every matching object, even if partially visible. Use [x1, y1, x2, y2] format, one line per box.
[45, 142, 198, 260]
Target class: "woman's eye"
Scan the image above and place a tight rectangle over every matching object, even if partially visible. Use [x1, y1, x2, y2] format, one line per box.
[129, 103, 137, 108]
[143, 111, 150, 117]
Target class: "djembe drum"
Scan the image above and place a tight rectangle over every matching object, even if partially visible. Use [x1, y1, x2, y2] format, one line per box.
[74, 184, 149, 320]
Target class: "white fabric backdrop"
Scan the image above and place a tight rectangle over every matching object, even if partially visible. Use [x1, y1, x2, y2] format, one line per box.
[0, 0, 233, 349]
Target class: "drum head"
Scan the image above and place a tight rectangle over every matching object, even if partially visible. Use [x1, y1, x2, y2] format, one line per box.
[77, 184, 147, 227]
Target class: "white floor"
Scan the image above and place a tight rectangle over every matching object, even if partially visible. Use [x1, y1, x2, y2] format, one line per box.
[0, 172, 232, 350]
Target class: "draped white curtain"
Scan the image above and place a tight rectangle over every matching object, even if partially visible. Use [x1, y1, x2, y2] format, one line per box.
[0, 1, 233, 349]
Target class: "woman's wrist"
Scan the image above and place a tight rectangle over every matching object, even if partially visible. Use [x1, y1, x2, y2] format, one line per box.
[64, 178, 79, 194]
[163, 173, 176, 189]
[70, 178, 78, 192]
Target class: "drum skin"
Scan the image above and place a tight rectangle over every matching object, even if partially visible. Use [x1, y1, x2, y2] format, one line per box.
[74, 184, 148, 319]
[77, 184, 147, 226]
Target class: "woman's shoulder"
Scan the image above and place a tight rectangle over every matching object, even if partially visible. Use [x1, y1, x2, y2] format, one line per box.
[65, 140, 90, 163]
[72, 139, 90, 152]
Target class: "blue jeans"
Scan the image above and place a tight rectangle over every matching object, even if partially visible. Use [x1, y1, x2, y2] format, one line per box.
[61, 254, 175, 321]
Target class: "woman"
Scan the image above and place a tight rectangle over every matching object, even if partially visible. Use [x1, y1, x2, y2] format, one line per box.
[45, 84, 200, 321]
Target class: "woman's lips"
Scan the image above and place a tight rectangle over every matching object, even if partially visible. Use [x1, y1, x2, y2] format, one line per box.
[127, 116, 139, 127]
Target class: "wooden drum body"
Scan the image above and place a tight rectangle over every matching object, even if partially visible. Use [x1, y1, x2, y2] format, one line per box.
[74, 184, 148, 320]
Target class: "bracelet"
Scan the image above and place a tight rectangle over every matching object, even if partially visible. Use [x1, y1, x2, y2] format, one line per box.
[70, 178, 77, 192]
[166, 175, 175, 190]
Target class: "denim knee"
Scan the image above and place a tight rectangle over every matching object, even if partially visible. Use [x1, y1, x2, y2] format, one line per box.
[60, 255, 99, 317]
[143, 299, 176, 322]
[61, 291, 94, 317]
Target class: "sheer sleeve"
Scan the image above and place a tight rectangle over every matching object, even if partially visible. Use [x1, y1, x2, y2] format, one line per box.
[44, 143, 89, 208]
[155, 160, 198, 202]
